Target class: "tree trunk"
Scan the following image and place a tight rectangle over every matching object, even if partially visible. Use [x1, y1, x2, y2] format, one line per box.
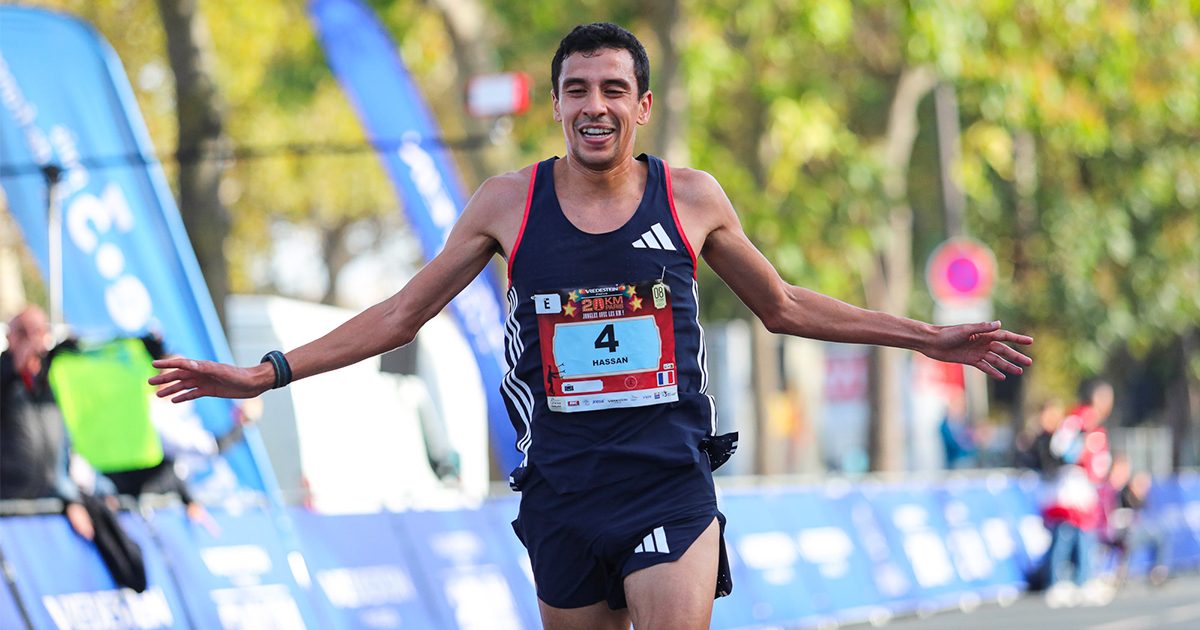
[751, 319, 783, 474]
[318, 218, 353, 307]
[156, 0, 231, 327]
[1007, 129, 1038, 461]
[1172, 328, 1200, 470]
[424, 0, 515, 187]
[863, 65, 938, 472]
[934, 83, 966, 240]
[645, 0, 689, 166]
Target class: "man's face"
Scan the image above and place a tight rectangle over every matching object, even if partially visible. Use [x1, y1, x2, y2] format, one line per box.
[6, 309, 49, 374]
[1091, 384, 1115, 423]
[552, 48, 651, 170]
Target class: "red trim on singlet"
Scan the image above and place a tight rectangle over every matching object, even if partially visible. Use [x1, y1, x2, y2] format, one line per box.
[508, 162, 539, 285]
[663, 161, 697, 278]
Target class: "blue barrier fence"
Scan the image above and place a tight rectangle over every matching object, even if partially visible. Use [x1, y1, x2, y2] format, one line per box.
[2, 472, 1197, 630]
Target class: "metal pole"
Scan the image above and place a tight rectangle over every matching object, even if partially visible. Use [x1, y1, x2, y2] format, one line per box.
[933, 84, 990, 424]
[42, 165, 63, 328]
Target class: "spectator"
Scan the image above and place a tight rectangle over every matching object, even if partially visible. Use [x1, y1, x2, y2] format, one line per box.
[1040, 379, 1114, 608]
[1102, 455, 1170, 586]
[3, 308, 149, 591]
[940, 391, 978, 469]
[0, 306, 93, 540]
[1025, 399, 1065, 475]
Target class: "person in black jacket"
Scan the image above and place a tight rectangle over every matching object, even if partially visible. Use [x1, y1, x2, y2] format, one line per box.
[0, 306, 93, 539]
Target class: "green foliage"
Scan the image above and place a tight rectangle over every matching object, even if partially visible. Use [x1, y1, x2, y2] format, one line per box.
[15, 0, 1200, 394]
[946, 0, 1200, 378]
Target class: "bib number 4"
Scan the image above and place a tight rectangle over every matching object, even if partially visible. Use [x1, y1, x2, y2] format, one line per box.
[594, 324, 619, 353]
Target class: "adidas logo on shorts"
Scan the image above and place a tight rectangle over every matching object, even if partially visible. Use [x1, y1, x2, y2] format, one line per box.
[634, 526, 670, 554]
[631, 223, 677, 251]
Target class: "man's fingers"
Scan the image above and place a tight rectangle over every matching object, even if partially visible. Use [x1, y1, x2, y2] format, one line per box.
[152, 358, 201, 370]
[149, 369, 184, 386]
[156, 380, 193, 398]
[987, 351, 1023, 375]
[153, 369, 195, 393]
[965, 321, 1002, 337]
[975, 329, 1033, 346]
[171, 388, 204, 403]
[994, 330, 1034, 345]
[150, 366, 203, 386]
[990, 342, 1033, 366]
[976, 359, 1006, 380]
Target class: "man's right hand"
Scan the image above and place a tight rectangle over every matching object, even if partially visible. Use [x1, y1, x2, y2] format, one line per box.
[149, 358, 275, 403]
[65, 502, 94, 541]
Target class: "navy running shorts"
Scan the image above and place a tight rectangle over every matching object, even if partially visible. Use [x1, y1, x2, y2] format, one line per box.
[511, 458, 733, 610]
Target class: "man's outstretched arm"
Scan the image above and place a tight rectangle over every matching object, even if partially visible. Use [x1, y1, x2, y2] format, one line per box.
[677, 169, 1032, 380]
[151, 173, 528, 402]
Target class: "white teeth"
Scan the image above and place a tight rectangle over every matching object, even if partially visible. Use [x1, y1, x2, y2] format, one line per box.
[581, 128, 613, 137]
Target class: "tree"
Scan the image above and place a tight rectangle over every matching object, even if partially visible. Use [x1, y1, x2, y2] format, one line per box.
[156, 0, 231, 326]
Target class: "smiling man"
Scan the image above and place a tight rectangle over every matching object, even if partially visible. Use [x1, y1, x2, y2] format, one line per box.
[152, 22, 1032, 629]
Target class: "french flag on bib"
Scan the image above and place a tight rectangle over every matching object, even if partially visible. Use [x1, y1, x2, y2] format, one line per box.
[657, 370, 676, 386]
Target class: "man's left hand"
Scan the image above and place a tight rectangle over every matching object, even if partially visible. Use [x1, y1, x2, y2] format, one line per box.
[923, 321, 1033, 380]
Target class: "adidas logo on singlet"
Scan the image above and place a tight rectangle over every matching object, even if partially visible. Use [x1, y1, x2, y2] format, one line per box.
[634, 526, 670, 554]
[631, 223, 677, 251]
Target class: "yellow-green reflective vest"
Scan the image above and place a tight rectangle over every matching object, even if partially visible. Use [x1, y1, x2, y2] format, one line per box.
[49, 338, 163, 473]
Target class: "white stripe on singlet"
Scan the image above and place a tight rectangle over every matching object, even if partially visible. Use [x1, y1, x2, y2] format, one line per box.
[692, 279, 718, 434]
[502, 287, 534, 462]
[691, 279, 709, 394]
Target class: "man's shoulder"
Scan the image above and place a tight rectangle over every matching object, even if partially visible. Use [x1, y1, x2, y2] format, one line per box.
[666, 166, 735, 231]
[473, 164, 538, 210]
[666, 166, 726, 208]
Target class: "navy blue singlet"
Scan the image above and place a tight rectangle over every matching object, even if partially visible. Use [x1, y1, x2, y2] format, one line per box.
[504, 154, 715, 494]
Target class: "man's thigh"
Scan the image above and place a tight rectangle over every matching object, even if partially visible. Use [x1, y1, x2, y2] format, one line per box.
[623, 517, 720, 630]
[538, 599, 630, 630]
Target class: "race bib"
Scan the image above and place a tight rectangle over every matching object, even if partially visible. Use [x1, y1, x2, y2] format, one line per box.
[534, 280, 678, 413]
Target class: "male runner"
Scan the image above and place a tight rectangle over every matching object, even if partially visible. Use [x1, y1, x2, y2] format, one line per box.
[151, 23, 1032, 630]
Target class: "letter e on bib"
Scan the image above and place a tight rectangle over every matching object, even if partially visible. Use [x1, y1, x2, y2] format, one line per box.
[533, 293, 562, 314]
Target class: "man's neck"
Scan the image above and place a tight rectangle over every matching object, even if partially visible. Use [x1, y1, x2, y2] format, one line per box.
[558, 153, 642, 196]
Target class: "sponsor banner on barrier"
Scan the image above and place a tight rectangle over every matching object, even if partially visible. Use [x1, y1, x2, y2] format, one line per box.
[715, 491, 821, 629]
[1179, 472, 1200, 566]
[0, 578, 24, 630]
[391, 509, 539, 630]
[478, 498, 540, 626]
[822, 489, 921, 612]
[287, 508, 442, 629]
[779, 485, 896, 622]
[143, 507, 324, 630]
[0, 514, 190, 630]
[1146, 477, 1200, 569]
[859, 485, 969, 609]
[935, 477, 1028, 593]
[992, 475, 1052, 576]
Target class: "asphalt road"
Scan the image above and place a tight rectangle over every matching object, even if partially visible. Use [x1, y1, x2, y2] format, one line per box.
[877, 574, 1200, 630]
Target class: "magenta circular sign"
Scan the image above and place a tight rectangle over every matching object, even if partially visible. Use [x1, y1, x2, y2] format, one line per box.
[926, 238, 997, 304]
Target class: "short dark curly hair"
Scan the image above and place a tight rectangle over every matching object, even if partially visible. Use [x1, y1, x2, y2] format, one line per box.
[551, 23, 650, 97]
